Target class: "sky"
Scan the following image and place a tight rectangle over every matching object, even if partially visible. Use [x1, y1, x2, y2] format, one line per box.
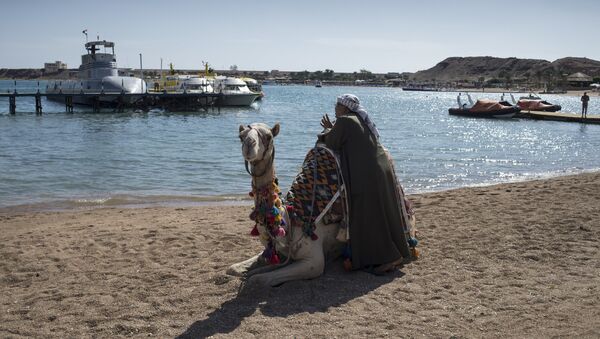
[1, 0, 599, 73]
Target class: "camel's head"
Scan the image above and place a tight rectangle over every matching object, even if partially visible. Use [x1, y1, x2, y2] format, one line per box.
[238, 123, 280, 163]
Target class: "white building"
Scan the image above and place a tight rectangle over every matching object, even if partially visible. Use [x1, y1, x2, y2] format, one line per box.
[44, 61, 67, 73]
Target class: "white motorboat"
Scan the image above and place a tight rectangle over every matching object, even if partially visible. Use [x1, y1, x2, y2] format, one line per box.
[241, 77, 264, 100]
[180, 76, 213, 93]
[46, 39, 146, 105]
[160, 75, 214, 93]
[212, 76, 260, 106]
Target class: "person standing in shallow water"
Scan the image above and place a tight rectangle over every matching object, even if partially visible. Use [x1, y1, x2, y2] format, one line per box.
[319, 94, 411, 274]
[581, 92, 590, 118]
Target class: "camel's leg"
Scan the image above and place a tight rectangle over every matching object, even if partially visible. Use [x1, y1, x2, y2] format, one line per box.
[248, 247, 325, 287]
[226, 254, 268, 277]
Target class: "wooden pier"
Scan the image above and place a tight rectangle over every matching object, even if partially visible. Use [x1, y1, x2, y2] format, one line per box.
[516, 110, 600, 124]
[0, 91, 223, 114]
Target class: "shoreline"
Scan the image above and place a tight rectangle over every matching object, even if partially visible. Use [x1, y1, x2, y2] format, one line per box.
[1, 171, 598, 337]
[0, 194, 253, 215]
[444, 87, 600, 97]
[2, 79, 598, 98]
[1, 168, 599, 215]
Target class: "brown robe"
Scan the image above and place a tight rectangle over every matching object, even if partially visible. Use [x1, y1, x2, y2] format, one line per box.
[324, 114, 411, 269]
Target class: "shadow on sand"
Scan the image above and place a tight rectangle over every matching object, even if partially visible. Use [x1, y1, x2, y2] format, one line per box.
[177, 262, 406, 338]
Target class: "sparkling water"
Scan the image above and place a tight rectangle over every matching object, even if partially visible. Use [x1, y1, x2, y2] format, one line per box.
[1, 80, 599, 210]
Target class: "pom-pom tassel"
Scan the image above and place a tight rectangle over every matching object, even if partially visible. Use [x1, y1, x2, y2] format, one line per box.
[262, 246, 272, 258]
[250, 224, 260, 236]
[342, 244, 352, 259]
[343, 258, 352, 271]
[276, 227, 286, 237]
[270, 254, 280, 265]
[310, 233, 319, 241]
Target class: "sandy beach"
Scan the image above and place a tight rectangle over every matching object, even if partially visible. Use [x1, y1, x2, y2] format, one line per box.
[452, 88, 600, 98]
[1, 173, 599, 338]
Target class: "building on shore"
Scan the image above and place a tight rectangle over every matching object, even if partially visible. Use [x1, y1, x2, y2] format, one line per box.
[44, 61, 67, 73]
[567, 72, 593, 88]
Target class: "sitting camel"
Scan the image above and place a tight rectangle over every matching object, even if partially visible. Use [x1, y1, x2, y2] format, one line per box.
[227, 123, 345, 286]
[228, 123, 418, 286]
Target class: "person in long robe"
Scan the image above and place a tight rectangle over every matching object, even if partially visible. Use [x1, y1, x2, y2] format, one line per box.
[319, 94, 411, 273]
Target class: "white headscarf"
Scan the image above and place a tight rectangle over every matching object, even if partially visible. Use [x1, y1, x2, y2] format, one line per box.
[337, 94, 380, 139]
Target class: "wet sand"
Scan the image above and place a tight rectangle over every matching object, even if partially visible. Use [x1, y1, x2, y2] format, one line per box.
[1, 173, 599, 338]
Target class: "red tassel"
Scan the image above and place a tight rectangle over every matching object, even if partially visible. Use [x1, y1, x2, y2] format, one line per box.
[249, 191, 254, 197]
[270, 254, 280, 265]
[311, 233, 319, 241]
[250, 224, 259, 236]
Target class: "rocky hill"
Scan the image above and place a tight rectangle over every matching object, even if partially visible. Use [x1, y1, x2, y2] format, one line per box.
[542, 57, 600, 77]
[409, 56, 600, 82]
[0, 68, 75, 80]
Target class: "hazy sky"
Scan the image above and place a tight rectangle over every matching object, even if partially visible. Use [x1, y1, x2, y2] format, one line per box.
[1, 0, 598, 73]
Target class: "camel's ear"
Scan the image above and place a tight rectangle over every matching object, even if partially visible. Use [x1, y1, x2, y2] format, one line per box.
[239, 124, 245, 133]
[271, 123, 280, 137]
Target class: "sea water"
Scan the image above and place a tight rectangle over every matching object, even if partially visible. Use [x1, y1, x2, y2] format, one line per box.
[1, 80, 599, 210]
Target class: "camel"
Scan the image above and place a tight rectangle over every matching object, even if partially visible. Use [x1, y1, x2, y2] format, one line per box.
[227, 123, 346, 286]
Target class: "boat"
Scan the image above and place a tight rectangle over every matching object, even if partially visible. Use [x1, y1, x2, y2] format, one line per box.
[241, 77, 264, 100]
[516, 99, 561, 112]
[519, 93, 542, 100]
[212, 76, 261, 106]
[449, 94, 519, 119]
[161, 75, 214, 94]
[510, 93, 561, 112]
[160, 75, 187, 92]
[181, 76, 213, 93]
[46, 39, 146, 105]
[315, 80, 322, 88]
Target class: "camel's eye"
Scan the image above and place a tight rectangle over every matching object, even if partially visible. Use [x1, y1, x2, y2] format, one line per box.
[265, 135, 272, 142]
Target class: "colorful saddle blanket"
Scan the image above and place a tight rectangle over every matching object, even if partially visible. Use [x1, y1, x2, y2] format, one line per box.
[285, 145, 345, 233]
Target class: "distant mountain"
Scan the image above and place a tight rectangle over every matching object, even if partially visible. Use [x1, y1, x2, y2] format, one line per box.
[409, 56, 600, 82]
[543, 57, 600, 77]
[0, 68, 74, 80]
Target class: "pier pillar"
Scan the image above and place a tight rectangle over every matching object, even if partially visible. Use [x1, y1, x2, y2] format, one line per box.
[115, 94, 124, 113]
[65, 96, 74, 113]
[92, 96, 100, 113]
[9, 95, 16, 114]
[35, 93, 42, 115]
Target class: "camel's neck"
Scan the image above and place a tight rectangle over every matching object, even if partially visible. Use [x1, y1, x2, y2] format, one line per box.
[247, 152, 287, 265]
[251, 157, 275, 189]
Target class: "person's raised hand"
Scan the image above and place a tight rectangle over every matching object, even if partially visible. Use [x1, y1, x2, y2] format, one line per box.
[320, 114, 333, 129]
